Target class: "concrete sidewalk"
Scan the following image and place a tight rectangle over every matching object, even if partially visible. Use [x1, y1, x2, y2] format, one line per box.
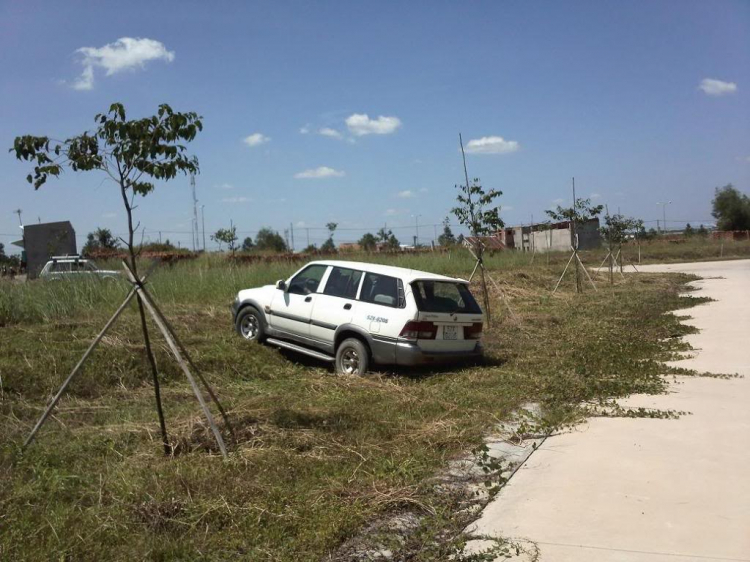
[467, 260, 750, 561]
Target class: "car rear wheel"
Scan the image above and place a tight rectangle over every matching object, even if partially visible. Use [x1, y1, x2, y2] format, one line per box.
[236, 307, 265, 342]
[335, 338, 369, 376]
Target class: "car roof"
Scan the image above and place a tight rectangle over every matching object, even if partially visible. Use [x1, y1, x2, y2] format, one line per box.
[308, 260, 469, 284]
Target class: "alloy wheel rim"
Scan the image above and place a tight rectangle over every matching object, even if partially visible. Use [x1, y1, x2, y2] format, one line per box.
[241, 315, 258, 339]
[341, 348, 360, 374]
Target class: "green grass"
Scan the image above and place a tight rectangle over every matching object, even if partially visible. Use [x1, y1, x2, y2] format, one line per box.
[0, 245, 729, 560]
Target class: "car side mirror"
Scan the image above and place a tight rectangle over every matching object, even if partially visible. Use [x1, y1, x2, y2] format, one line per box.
[275, 279, 286, 291]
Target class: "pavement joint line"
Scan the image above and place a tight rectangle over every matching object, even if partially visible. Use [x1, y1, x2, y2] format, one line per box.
[532, 540, 750, 561]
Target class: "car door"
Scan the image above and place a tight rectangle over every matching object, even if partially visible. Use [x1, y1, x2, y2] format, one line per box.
[269, 264, 329, 339]
[309, 266, 363, 344]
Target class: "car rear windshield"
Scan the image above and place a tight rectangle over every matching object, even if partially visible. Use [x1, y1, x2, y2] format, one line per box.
[411, 280, 482, 314]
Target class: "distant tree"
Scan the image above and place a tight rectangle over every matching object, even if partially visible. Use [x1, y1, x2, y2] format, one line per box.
[82, 227, 120, 255]
[646, 228, 658, 240]
[456, 233, 465, 245]
[377, 227, 400, 250]
[358, 232, 378, 251]
[711, 184, 750, 231]
[320, 238, 336, 253]
[599, 212, 642, 283]
[452, 176, 503, 323]
[0, 242, 5, 262]
[322, 222, 338, 250]
[255, 227, 287, 253]
[11, 102, 202, 455]
[697, 224, 709, 238]
[302, 244, 318, 254]
[546, 197, 603, 293]
[241, 236, 254, 252]
[437, 217, 457, 246]
[212, 226, 238, 255]
[684, 223, 695, 237]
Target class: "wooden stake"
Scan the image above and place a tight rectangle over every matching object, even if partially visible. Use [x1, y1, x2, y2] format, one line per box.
[122, 264, 228, 458]
[23, 265, 157, 449]
[553, 252, 576, 294]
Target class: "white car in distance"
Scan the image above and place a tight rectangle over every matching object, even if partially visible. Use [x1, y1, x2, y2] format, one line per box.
[231, 260, 484, 375]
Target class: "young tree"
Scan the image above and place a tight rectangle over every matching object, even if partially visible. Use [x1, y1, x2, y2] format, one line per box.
[451, 176, 503, 324]
[255, 227, 287, 253]
[711, 184, 750, 231]
[546, 197, 603, 293]
[437, 217, 457, 246]
[241, 236, 254, 252]
[358, 232, 378, 251]
[302, 243, 318, 254]
[684, 223, 695, 237]
[11, 102, 202, 455]
[212, 226, 238, 255]
[599, 212, 642, 284]
[82, 227, 120, 255]
[0, 242, 5, 262]
[697, 224, 709, 238]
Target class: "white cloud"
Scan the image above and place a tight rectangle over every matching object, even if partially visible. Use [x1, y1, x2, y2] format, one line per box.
[464, 136, 520, 155]
[699, 78, 737, 96]
[552, 198, 565, 205]
[213, 183, 234, 190]
[590, 193, 601, 200]
[72, 37, 174, 90]
[102, 212, 117, 218]
[503, 206, 514, 211]
[319, 127, 343, 139]
[294, 166, 345, 179]
[419, 187, 429, 193]
[736, 155, 750, 163]
[397, 190, 415, 198]
[220, 196, 252, 203]
[296, 221, 306, 228]
[346, 113, 402, 136]
[243, 133, 270, 147]
[384, 208, 407, 216]
[300, 125, 311, 134]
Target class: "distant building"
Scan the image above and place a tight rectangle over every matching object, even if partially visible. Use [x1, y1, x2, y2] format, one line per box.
[18, 221, 77, 279]
[338, 242, 362, 252]
[502, 218, 601, 253]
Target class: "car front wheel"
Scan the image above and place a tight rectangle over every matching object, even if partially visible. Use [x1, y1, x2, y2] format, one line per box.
[236, 307, 265, 342]
[335, 338, 369, 376]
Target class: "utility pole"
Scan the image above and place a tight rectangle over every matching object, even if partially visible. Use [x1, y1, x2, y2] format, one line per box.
[656, 201, 671, 235]
[201, 205, 206, 251]
[14, 208, 23, 227]
[306, 228, 310, 248]
[284, 229, 289, 250]
[290, 222, 295, 253]
[190, 174, 199, 251]
[572, 177, 582, 293]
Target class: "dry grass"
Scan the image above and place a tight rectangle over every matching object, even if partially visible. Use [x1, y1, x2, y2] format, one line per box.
[0, 248, 716, 560]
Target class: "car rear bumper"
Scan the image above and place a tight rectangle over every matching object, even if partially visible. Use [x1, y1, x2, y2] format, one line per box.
[394, 341, 483, 366]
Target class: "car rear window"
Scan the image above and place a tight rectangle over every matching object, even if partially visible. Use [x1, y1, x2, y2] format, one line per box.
[411, 280, 482, 313]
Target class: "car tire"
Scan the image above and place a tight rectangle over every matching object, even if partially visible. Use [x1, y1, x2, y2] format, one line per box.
[335, 338, 369, 376]
[236, 307, 265, 343]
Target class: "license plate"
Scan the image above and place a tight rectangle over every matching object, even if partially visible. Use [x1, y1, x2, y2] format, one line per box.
[443, 325, 458, 340]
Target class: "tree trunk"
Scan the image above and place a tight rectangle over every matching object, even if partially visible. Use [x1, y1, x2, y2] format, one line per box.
[120, 177, 170, 455]
[479, 259, 492, 328]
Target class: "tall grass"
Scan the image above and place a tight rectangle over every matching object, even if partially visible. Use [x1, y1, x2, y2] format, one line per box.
[1, 238, 748, 326]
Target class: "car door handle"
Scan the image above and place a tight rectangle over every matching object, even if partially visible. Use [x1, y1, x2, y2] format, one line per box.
[343, 303, 352, 310]
[304, 296, 312, 302]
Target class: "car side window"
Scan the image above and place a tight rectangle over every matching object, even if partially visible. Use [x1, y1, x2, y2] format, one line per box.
[288, 265, 328, 295]
[359, 272, 402, 308]
[323, 267, 363, 299]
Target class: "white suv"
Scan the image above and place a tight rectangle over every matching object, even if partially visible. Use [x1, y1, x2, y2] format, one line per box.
[39, 256, 119, 280]
[231, 260, 484, 375]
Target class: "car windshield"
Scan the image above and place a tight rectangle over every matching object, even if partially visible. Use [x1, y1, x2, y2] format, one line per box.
[411, 280, 481, 314]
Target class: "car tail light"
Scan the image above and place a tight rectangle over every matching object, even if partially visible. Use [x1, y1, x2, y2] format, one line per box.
[465, 322, 483, 339]
[399, 321, 437, 340]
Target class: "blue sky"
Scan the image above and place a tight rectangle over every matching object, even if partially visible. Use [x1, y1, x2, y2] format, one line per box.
[1, 0, 748, 251]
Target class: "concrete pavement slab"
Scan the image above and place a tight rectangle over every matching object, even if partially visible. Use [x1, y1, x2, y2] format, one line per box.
[466, 260, 750, 562]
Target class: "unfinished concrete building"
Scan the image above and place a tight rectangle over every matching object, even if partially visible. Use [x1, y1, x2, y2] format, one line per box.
[19, 221, 77, 279]
[501, 219, 601, 253]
